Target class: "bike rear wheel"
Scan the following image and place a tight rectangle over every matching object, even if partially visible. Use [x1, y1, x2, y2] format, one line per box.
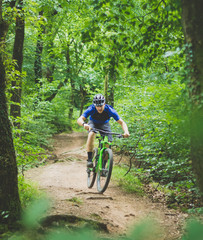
[87, 148, 97, 188]
[97, 148, 113, 193]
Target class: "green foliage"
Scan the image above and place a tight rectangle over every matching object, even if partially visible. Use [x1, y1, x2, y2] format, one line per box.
[22, 198, 50, 229]
[12, 111, 51, 173]
[66, 197, 83, 205]
[46, 231, 95, 240]
[13, 129, 48, 172]
[110, 45, 201, 209]
[11, 93, 72, 173]
[182, 219, 203, 240]
[111, 76, 201, 208]
[112, 166, 144, 195]
[18, 175, 43, 208]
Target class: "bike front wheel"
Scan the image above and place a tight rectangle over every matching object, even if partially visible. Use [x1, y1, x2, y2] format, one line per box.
[87, 148, 97, 188]
[97, 148, 113, 193]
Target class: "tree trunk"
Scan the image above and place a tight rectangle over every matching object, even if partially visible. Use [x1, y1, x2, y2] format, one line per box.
[108, 57, 117, 107]
[34, 11, 44, 85]
[10, 0, 25, 127]
[0, 79, 21, 225]
[182, 0, 203, 194]
[79, 86, 86, 116]
[68, 81, 74, 123]
[46, 41, 55, 83]
[66, 43, 75, 126]
[0, 6, 21, 224]
[104, 71, 108, 104]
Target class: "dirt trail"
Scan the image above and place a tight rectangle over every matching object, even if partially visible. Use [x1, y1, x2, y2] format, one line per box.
[25, 132, 187, 239]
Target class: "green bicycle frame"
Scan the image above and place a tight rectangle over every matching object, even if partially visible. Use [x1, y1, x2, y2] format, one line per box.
[95, 135, 111, 172]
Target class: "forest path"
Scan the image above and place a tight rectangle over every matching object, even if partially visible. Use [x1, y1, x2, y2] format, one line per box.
[25, 132, 187, 239]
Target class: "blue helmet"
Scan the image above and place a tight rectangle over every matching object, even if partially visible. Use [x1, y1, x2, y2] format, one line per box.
[93, 94, 105, 107]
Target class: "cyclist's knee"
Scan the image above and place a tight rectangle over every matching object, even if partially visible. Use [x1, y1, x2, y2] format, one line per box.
[88, 131, 96, 138]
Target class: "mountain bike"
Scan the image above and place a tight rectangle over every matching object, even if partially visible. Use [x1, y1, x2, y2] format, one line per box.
[87, 128, 123, 193]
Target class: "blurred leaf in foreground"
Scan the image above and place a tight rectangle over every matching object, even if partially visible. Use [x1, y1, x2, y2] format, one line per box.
[127, 218, 163, 240]
[46, 229, 96, 240]
[182, 219, 203, 240]
[22, 198, 50, 229]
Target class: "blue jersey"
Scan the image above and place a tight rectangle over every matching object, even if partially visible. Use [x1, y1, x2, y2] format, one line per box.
[82, 104, 120, 124]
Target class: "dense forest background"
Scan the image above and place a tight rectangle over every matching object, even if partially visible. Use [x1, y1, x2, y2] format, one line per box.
[0, 0, 203, 233]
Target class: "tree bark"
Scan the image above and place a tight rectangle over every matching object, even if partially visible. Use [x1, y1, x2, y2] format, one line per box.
[0, 78, 21, 224]
[0, 1, 21, 224]
[182, 0, 203, 194]
[10, 0, 25, 127]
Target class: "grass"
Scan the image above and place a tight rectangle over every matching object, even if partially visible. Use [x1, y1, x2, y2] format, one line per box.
[66, 197, 83, 205]
[112, 165, 144, 195]
[18, 175, 44, 208]
[90, 213, 102, 220]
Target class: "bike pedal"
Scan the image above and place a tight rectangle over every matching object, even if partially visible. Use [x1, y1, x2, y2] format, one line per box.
[87, 162, 93, 168]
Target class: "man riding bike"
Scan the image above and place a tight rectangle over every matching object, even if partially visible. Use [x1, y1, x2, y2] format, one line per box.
[77, 94, 130, 167]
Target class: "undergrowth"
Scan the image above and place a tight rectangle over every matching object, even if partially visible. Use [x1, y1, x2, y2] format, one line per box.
[18, 175, 44, 208]
[112, 165, 144, 196]
[112, 162, 203, 214]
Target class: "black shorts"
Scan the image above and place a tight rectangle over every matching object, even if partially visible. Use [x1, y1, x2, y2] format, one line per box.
[88, 120, 112, 142]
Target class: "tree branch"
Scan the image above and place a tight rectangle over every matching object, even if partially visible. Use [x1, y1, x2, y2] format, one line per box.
[126, 0, 165, 23]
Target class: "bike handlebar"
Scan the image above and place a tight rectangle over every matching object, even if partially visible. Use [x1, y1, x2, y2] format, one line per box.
[90, 128, 123, 138]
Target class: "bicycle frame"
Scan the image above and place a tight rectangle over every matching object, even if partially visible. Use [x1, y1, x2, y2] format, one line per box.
[94, 135, 111, 173]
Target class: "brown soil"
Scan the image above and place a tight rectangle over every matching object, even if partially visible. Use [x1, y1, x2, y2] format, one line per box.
[25, 132, 188, 239]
